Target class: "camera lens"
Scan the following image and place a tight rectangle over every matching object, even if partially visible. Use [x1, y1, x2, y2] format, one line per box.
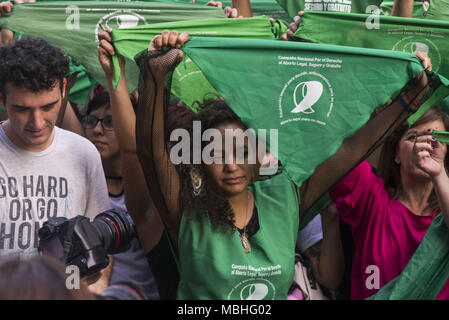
[92, 209, 135, 254]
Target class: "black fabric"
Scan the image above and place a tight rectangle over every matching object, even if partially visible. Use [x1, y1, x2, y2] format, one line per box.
[146, 229, 179, 300]
[235, 206, 260, 238]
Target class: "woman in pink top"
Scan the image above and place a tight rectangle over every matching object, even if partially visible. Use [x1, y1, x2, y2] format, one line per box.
[330, 105, 449, 300]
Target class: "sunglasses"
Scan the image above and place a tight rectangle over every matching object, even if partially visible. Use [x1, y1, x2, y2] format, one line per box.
[82, 115, 113, 131]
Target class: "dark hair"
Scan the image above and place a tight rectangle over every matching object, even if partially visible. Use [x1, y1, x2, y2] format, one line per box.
[176, 99, 259, 231]
[0, 255, 94, 300]
[86, 90, 111, 115]
[0, 38, 69, 100]
[377, 105, 449, 211]
[85, 90, 138, 116]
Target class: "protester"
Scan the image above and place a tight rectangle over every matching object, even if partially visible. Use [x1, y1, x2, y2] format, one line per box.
[0, 38, 111, 259]
[82, 90, 161, 299]
[329, 105, 449, 300]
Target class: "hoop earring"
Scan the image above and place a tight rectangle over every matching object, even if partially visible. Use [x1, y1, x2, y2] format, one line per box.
[190, 167, 203, 196]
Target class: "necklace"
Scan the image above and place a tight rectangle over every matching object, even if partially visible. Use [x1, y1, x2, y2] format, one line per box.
[239, 191, 251, 254]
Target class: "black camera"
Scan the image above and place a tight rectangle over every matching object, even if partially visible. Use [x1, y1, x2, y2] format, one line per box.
[38, 209, 135, 277]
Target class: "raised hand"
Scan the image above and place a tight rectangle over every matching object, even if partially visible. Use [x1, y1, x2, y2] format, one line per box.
[0, 1, 12, 17]
[147, 30, 189, 82]
[405, 51, 432, 106]
[412, 129, 446, 178]
[207, 1, 241, 18]
[281, 11, 303, 41]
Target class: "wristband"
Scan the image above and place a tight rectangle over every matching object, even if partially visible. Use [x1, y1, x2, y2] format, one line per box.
[399, 91, 420, 113]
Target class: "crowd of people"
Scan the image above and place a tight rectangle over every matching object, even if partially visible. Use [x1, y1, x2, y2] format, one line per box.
[0, 0, 448, 301]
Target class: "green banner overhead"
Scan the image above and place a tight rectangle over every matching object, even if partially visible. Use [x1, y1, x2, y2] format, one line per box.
[111, 16, 286, 107]
[276, 0, 382, 17]
[180, 36, 448, 195]
[295, 11, 449, 80]
[0, 1, 225, 100]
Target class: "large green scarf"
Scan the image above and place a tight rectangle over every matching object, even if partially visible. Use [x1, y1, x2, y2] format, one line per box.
[180, 36, 448, 209]
[111, 16, 286, 107]
[276, 0, 382, 17]
[0, 1, 225, 103]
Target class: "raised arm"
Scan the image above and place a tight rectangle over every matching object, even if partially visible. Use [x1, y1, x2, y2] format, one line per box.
[134, 30, 190, 249]
[98, 30, 164, 253]
[231, 0, 252, 17]
[391, 0, 414, 17]
[303, 204, 344, 290]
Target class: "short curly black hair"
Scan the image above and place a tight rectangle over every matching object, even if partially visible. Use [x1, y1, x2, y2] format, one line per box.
[0, 38, 69, 100]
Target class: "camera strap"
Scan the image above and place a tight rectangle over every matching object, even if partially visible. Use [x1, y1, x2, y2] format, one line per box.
[61, 217, 79, 262]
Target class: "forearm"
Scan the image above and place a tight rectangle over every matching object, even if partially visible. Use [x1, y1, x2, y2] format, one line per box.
[315, 213, 344, 290]
[105, 64, 138, 155]
[105, 63, 165, 247]
[432, 171, 449, 228]
[136, 57, 181, 245]
[232, 0, 252, 17]
[391, 0, 414, 17]
[61, 102, 84, 136]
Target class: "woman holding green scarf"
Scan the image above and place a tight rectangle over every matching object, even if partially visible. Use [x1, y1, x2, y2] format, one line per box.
[98, 29, 345, 299]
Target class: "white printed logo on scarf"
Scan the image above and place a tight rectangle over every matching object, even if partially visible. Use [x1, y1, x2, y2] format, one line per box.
[94, 9, 148, 42]
[392, 36, 441, 73]
[227, 278, 276, 300]
[279, 71, 334, 127]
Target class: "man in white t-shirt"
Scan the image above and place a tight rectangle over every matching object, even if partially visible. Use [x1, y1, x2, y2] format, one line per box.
[0, 38, 110, 258]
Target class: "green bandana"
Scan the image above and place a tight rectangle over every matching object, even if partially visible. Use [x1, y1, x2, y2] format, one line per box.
[181, 37, 447, 192]
[111, 16, 286, 107]
[425, 0, 449, 22]
[295, 11, 449, 124]
[276, 0, 382, 16]
[0, 1, 225, 100]
[295, 12, 449, 80]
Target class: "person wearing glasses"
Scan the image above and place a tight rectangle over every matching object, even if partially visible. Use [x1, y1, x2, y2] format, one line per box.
[82, 89, 161, 300]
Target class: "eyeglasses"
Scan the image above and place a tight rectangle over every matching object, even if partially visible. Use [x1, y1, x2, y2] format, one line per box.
[82, 115, 113, 131]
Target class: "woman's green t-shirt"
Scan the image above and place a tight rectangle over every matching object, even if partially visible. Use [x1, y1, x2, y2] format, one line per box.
[177, 172, 300, 300]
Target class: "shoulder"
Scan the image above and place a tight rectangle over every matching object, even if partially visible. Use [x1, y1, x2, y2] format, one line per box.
[253, 171, 298, 205]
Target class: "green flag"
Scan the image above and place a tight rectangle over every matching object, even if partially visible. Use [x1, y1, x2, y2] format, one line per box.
[181, 37, 448, 191]
[111, 16, 286, 107]
[425, 0, 449, 22]
[0, 1, 225, 100]
[276, 0, 382, 16]
[295, 12, 449, 80]
[368, 214, 449, 300]
[150, 0, 292, 24]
